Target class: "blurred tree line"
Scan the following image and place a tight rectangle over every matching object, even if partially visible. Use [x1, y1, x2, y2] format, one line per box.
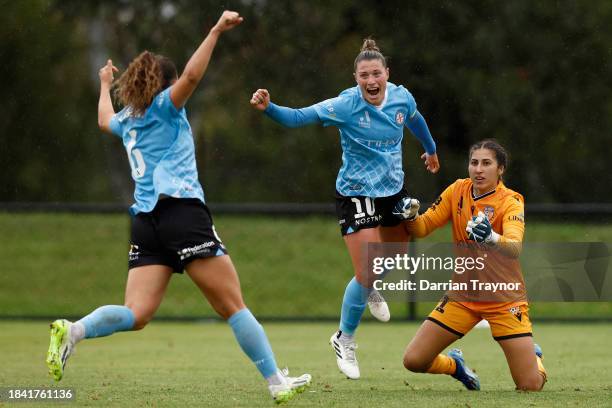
[1, 0, 610, 205]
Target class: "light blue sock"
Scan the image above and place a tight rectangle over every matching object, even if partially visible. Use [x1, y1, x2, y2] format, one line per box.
[228, 308, 278, 379]
[339, 278, 371, 335]
[78, 305, 135, 338]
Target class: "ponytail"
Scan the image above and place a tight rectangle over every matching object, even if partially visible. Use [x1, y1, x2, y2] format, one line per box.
[114, 51, 177, 116]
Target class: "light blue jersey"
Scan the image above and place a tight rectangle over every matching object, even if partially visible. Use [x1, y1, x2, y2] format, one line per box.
[109, 87, 205, 215]
[312, 82, 422, 197]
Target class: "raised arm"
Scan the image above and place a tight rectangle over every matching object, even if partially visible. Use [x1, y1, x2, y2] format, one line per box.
[405, 111, 440, 174]
[250, 89, 320, 128]
[98, 59, 118, 133]
[170, 11, 243, 109]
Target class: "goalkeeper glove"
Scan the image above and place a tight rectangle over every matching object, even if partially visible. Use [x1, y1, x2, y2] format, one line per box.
[392, 196, 420, 221]
[466, 211, 500, 244]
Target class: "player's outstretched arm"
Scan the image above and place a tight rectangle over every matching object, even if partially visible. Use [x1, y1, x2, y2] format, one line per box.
[170, 10, 243, 109]
[250, 88, 320, 128]
[98, 59, 118, 133]
[406, 110, 439, 174]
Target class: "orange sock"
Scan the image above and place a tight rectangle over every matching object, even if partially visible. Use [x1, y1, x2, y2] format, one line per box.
[536, 356, 547, 384]
[426, 354, 457, 375]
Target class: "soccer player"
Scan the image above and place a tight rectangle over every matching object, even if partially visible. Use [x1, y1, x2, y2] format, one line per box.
[45, 11, 311, 403]
[396, 139, 547, 391]
[250, 39, 439, 379]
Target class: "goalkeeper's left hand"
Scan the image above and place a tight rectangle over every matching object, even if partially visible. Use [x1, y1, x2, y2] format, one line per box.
[466, 211, 500, 244]
[392, 196, 420, 221]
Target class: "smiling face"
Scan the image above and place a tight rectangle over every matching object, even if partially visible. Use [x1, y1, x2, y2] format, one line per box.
[469, 148, 505, 196]
[354, 59, 389, 106]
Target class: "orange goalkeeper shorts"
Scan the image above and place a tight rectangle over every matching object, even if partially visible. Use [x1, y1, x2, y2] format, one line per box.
[427, 296, 533, 341]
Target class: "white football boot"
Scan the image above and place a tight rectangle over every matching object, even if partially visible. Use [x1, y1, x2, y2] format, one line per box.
[367, 289, 390, 322]
[329, 331, 360, 379]
[268, 367, 312, 404]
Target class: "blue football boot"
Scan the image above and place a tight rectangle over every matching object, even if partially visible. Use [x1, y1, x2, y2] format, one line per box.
[449, 348, 480, 390]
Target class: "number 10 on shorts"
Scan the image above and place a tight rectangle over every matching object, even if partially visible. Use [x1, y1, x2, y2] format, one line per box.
[351, 197, 376, 219]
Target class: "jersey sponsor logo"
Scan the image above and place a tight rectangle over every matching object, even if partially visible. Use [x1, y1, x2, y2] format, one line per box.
[508, 212, 525, 223]
[353, 214, 383, 226]
[395, 110, 405, 125]
[178, 241, 217, 260]
[483, 206, 495, 220]
[457, 196, 464, 215]
[355, 138, 397, 148]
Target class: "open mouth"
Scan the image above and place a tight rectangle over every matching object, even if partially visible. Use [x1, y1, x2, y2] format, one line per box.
[475, 176, 485, 182]
[366, 87, 380, 97]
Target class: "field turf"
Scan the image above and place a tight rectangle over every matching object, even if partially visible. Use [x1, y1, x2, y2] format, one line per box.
[1, 321, 610, 407]
[1, 213, 610, 406]
[1, 213, 611, 319]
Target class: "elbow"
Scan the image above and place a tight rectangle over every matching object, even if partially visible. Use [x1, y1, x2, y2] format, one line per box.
[98, 115, 110, 133]
[412, 229, 429, 239]
[498, 241, 522, 259]
[403, 220, 428, 239]
[413, 230, 427, 239]
[511, 242, 523, 258]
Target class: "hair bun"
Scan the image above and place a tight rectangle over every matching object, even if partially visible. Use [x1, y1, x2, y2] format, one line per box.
[361, 38, 380, 52]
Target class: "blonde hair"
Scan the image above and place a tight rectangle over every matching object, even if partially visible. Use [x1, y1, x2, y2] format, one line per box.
[114, 51, 177, 116]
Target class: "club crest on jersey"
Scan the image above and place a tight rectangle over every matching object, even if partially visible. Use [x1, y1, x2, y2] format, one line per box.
[483, 206, 494, 220]
[509, 306, 522, 322]
[395, 110, 405, 125]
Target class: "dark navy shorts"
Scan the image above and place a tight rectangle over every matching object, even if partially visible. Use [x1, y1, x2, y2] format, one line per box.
[335, 188, 410, 236]
[129, 198, 227, 273]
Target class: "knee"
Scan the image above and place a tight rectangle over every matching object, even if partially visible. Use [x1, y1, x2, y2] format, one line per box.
[403, 352, 429, 373]
[124, 304, 151, 331]
[131, 318, 149, 331]
[217, 303, 246, 321]
[515, 376, 544, 391]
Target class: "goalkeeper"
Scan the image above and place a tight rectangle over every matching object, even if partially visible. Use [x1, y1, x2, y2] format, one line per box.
[395, 139, 547, 391]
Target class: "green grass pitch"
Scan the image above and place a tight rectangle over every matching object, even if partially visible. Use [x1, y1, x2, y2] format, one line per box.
[1, 213, 611, 406]
[1, 213, 611, 319]
[2, 321, 610, 407]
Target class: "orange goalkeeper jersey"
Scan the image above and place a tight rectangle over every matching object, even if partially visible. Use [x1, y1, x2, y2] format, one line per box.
[411, 178, 525, 246]
[409, 178, 527, 309]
